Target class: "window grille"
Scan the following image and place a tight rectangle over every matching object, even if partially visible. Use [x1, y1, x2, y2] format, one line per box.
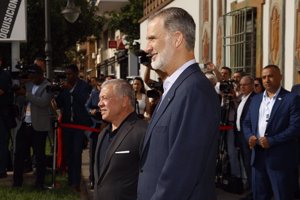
[223, 7, 257, 76]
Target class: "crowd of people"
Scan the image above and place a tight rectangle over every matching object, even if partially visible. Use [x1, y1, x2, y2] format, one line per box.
[0, 6, 300, 200]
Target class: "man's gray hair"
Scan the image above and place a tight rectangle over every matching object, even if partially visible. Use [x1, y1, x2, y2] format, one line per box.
[241, 75, 254, 84]
[149, 7, 196, 50]
[101, 79, 136, 107]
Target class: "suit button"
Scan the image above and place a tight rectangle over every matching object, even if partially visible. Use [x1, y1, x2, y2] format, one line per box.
[140, 169, 143, 173]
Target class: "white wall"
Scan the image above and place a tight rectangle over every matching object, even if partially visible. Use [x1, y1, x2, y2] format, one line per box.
[140, 0, 297, 90]
[284, 0, 295, 90]
[263, 1, 270, 69]
[139, 0, 200, 83]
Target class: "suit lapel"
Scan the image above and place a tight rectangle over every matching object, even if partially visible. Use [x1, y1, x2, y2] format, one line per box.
[34, 79, 47, 96]
[253, 94, 263, 134]
[141, 64, 199, 156]
[97, 117, 135, 183]
[267, 88, 286, 126]
[240, 92, 255, 122]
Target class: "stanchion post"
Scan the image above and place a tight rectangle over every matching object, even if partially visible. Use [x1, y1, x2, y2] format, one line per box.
[49, 119, 58, 189]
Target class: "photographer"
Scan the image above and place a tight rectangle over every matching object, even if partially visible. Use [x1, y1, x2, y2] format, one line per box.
[135, 50, 166, 119]
[137, 49, 166, 92]
[143, 67, 165, 118]
[216, 66, 242, 182]
[0, 56, 15, 178]
[13, 64, 53, 189]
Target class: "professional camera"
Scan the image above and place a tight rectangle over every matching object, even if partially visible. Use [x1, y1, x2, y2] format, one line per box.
[146, 81, 163, 99]
[135, 50, 152, 66]
[10, 61, 31, 80]
[46, 82, 64, 93]
[46, 73, 67, 93]
[219, 80, 235, 94]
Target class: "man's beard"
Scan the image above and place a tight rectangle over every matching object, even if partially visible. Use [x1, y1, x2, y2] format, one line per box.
[151, 55, 165, 71]
[151, 43, 173, 72]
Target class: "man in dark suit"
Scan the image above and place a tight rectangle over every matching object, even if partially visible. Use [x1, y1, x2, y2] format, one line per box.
[93, 79, 147, 200]
[243, 65, 300, 200]
[137, 7, 220, 200]
[291, 83, 300, 199]
[291, 84, 300, 95]
[235, 75, 256, 200]
[55, 64, 92, 191]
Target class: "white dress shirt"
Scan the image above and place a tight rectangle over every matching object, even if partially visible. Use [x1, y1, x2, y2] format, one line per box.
[236, 92, 252, 131]
[258, 88, 281, 138]
[160, 59, 196, 104]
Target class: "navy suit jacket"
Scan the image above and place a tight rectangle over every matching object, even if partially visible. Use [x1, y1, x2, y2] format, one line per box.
[291, 84, 300, 96]
[137, 63, 221, 200]
[243, 88, 300, 169]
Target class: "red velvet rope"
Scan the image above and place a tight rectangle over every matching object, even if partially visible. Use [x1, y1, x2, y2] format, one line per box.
[56, 121, 234, 169]
[56, 121, 100, 169]
[219, 125, 234, 131]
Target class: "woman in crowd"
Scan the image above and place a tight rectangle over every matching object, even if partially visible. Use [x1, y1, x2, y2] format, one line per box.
[132, 77, 150, 119]
[254, 77, 264, 93]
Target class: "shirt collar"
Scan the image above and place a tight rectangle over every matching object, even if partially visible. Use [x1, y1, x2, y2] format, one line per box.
[242, 92, 252, 100]
[163, 59, 196, 92]
[263, 87, 281, 100]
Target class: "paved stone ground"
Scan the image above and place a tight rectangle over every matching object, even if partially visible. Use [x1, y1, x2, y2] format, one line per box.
[80, 148, 246, 200]
[0, 148, 247, 200]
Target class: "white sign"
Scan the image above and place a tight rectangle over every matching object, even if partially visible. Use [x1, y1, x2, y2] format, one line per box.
[0, 0, 26, 41]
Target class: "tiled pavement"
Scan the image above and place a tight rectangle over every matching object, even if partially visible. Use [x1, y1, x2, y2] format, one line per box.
[0, 149, 246, 200]
[80, 149, 246, 200]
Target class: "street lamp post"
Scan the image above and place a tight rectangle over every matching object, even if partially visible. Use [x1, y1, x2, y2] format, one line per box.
[45, 0, 53, 80]
[44, 0, 81, 80]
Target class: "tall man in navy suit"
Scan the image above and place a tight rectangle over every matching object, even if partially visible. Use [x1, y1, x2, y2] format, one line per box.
[243, 65, 300, 200]
[137, 7, 221, 200]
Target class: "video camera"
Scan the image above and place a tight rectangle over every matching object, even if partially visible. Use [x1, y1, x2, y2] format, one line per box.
[219, 80, 235, 94]
[135, 50, 152, 66]
[10, 61, 31, 80]
[146, 82, 163, 99]
[46, 73, 66, 93]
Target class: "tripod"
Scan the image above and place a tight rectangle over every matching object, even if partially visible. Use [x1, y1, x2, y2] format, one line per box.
[48, 119, 58, 189]
[216, 94, 232, 186]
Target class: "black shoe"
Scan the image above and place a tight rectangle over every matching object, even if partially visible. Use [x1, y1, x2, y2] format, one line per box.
[0, 172, 7, 178]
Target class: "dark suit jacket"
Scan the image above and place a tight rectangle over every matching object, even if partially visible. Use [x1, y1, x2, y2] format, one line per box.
[137, 63, 221, 200]
[55, 79, 92, 126]
[291, 84, 300, 96]
[243, 88, 300, 169]
[238, 92, 256, 133]
[234, 92, 256, 147]
[94, 113, 147, 200]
